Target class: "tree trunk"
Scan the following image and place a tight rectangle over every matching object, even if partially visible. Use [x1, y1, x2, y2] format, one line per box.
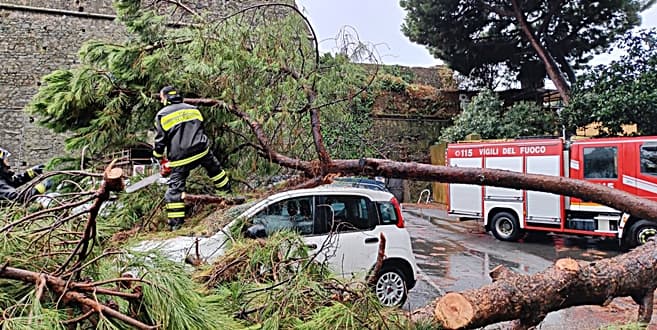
[327, 158, 657, 222]
[511, 0, 571, 105]
[434, 240, 657, 329]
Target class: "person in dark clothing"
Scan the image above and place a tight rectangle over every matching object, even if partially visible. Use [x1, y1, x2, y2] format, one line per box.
[0, 147, 49, 202]
[153, 86, 231, 230]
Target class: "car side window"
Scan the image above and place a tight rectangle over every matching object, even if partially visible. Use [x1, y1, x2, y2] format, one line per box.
[315, 195, 376, 234]
[252, 197, 314, 235]
[377, 201, 397, 225]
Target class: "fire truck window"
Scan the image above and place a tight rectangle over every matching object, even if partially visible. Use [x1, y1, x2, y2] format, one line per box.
[640, 144, 657, 176]
[583, 147, 618, 179]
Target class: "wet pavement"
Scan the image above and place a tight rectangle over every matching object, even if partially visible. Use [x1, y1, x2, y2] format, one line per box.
[401, 204, 653, 329]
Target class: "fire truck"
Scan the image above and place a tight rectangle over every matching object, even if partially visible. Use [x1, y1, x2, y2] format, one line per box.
[446, 136, 657, 248]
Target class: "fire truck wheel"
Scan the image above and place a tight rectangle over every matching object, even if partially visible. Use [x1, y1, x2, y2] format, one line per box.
[628, 219, 657, 248]
[491, 211, 522, 242]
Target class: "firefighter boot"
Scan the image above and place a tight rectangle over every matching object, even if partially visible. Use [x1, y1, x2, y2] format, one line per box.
[210, 170, 231, 197]
[166, 201, 186, 231]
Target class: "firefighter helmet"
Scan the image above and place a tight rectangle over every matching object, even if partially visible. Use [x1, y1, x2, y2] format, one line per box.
[159, 86, 183, 104]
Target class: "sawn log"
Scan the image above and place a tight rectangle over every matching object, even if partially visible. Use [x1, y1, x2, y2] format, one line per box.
[434, 240, 657, 329]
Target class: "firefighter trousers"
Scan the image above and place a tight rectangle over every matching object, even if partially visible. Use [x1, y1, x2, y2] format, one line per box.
[164, 150, 231, 227]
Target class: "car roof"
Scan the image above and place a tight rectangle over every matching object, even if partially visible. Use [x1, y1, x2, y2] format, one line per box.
[330, 177, 388, 192]
[275, 185, 394, 200]
[238, 186, 395, 219]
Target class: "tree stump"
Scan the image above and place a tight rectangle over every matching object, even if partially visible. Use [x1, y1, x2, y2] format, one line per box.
[434, 241, 657, 329]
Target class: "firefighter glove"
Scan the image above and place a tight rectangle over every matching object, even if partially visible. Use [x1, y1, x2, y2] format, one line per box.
[160, 158, 171, 177]
[34, 179, 52, 194]
[27, 164, 45, 178]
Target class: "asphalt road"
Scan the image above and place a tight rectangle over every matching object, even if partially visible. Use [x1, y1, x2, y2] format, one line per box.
[401, 205, 641, 329]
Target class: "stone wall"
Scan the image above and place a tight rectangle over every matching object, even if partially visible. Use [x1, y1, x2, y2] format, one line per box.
[0, 1, 448, 178]
[371, 117, 448, 202]
[371, 118, 448, 163]
[0, 0, 289, 169]
[0, 2, 128, 169]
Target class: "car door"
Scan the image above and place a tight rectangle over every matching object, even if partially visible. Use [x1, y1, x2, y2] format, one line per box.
[307, 194, 380, 279]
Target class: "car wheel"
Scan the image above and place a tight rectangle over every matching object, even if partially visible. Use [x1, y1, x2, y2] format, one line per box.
[628, 219, 657, 248]
[374, 265, 408, 307]
[491, 211, 522, 242]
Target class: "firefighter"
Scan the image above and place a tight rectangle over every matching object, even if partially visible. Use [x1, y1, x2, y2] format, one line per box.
[0, 147, 50, 202]
[153, 86, 232, 230]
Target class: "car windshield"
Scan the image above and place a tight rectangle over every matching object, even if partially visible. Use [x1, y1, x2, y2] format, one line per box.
[252, 196, 314, 235]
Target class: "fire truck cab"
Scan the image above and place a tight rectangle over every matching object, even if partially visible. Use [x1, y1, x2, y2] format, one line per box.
[447, 136, 657, 248]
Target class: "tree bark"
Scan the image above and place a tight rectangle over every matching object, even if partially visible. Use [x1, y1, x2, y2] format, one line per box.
[434, 240, 657, 329]
[511, 0, 571, 105]
[327, 158, 657, 222]
[0, 266, 154, 330]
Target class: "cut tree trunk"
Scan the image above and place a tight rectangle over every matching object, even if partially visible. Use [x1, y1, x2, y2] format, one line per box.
[434, 240, 657, 329]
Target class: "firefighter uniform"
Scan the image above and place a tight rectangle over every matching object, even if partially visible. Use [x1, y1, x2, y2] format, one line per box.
[0, 148, 48, 202]
[153, 87, 231, 228]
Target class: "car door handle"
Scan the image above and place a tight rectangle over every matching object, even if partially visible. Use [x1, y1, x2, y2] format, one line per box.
[364, 237, 379, 244]
[306, 243, 318, 249]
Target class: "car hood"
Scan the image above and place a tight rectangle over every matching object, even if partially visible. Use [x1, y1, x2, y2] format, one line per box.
[130, 226, 235, 264]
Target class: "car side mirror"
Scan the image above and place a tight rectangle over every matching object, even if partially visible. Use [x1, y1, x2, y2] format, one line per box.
[245, 224, 267, 239]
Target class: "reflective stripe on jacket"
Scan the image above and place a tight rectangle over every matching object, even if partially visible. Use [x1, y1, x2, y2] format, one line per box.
[0, 168, 35, 200]
[153, 102, 211, 167]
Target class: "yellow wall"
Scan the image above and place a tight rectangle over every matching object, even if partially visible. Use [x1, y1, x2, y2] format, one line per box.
[430, 143, 448, 205]
[576, 123, 637, 136]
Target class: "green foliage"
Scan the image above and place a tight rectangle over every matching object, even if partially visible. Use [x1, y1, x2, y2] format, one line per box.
[27, 1, 380, 183]
[382, 65, 416, 84]
[5, 2, 443, 328]
[131, 255, 244, 330]
[400, 0, 652, 87]
[440, 89, 557, 142]
[204, 231, 420, 329]
[504, 101, 559, 138]
[564, 29, 657, 136]
[316, 54, 385, 159]
[379, 73, 409, 93]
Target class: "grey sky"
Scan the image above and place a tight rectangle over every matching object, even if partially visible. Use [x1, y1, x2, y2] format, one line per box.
[295, 0, 657, 68]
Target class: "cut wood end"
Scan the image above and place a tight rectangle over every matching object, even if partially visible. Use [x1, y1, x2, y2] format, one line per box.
[435, 292, 474, 329]
[490, 265, 507, 281]
[489, 265, 519, 282]
[106, 168, 123, 179]
[555, 258, 580, 272]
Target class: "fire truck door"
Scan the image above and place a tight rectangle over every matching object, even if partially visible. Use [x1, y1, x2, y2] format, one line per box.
[484, 157, 523, 201]
[526, 155, 562, 224]
[448, 157, 483, 217]
[626, 141, 657, 202]
[575, 143, 622, 213]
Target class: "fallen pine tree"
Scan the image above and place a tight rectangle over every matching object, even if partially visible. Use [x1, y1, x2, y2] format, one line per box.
[16, 1, 657, 329]
[433, 238, 657, 329]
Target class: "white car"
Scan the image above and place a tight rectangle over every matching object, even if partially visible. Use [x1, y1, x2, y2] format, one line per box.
[134, 186, 419, 306]
[239, 186, 418, 306]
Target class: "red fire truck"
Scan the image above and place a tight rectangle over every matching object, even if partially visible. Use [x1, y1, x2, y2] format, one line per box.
[447, 136, 657, 248]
